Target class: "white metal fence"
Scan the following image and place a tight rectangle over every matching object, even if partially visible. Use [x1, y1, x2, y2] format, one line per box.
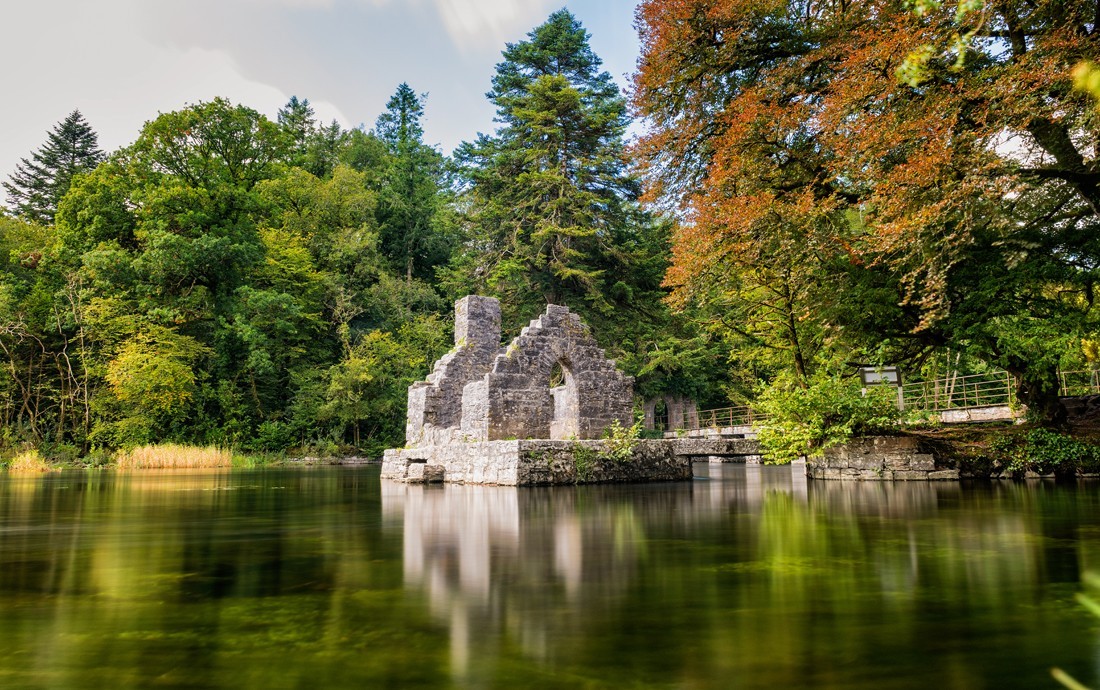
[665, 369, 1099, 431]
[901, 371, 1015, 412]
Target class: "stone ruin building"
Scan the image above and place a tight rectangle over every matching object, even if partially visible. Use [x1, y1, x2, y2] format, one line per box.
[642, 396, 699, 434]
[405, 295, 634, 447]
[384, 296, 725, 484]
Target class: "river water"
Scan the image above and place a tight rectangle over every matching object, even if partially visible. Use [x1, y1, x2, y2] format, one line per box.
[0, 464, 1098, 689]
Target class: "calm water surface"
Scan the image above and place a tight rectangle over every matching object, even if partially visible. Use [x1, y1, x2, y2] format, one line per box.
[1, 464, 1098, 689]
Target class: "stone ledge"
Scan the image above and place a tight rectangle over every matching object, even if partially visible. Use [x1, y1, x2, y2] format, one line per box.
[383, 439, 691, 486]
[809, 436, 952, 481]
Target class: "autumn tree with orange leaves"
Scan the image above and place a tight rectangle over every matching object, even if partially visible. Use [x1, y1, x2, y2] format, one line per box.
[634, 0, 1100, 421]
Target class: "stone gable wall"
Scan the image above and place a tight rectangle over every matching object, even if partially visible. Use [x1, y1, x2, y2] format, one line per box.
[405, 297, 634, 448]
[466, 304, 634, 441]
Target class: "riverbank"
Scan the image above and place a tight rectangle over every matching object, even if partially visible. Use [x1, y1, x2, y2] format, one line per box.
[905, 404, 1100, 478]
[0, 444, 381, 472]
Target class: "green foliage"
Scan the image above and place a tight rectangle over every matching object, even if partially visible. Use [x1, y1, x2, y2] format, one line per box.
[602, 419, 642, 463]
[450, 9, 721, 408]
[1075, 62, 1100, 106]
[986, 428, 1100, 476]
[321, 316, 449, 456]
[3, 95, 460, 457]
[570, 419, 642, 483]
[572, 446, 595, 483]
[103, 327, 211, 446]
[373, 84, 455, 282]
[454, 10, 642, 314]
[755, 375, 902, 464]
[131, 98, 286, 189]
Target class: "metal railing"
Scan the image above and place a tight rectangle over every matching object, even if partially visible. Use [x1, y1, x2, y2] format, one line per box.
[1059, 369, 1100, 397]
[657, 405, 763, 432]
[901, 371, 1014, 412]
[696, 406, 761, 429]
[659, 368, 1100, 432]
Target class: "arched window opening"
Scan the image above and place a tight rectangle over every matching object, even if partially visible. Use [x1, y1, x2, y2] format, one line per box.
[549, 362, 565, 388]
[549, 359, 578, 440]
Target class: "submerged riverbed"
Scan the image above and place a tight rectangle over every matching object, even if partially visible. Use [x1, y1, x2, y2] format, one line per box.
[0, 465, 1097, 688]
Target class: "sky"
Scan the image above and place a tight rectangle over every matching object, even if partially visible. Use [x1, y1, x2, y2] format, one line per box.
[1, 0, 642, 186]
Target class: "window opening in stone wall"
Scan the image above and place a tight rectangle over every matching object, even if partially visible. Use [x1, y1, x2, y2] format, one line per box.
[654, 399, 669, 432]
[549, 359, 577, 440]
[549, 362, 565, 389]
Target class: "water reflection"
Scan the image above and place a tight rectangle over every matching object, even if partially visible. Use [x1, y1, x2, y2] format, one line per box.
[1, 466, 1099, 688]
[384, 465, 1100, 688]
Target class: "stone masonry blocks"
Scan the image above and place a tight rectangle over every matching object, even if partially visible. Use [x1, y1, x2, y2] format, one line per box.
[807, 436, 956, 481]
[406, 296, 503, 448]
[404, 297, 635, 451]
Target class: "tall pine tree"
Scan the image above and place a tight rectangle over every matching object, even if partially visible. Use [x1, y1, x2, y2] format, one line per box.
[375, 83, 453, 282]
[4, 110, 104, 224]
[451, 10, 727, 407]
[454, 10, 648, 315]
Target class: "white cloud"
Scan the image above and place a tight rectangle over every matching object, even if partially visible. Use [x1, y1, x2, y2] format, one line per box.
[0, 0, 353, 185]
[432, 0, 555, 45]
[2, 0, 637, 191]
[341, 0, 555, 47]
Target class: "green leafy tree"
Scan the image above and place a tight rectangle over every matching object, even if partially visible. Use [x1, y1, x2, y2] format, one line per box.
[322, 316, 448, 453]
[56, 99, 293, 445]
[4, 110, 104, 224]
[103, 326, 210, 446]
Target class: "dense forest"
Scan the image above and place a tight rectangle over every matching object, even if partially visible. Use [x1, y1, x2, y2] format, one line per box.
[2, 4, 1099, 460]
[0, 11, 724, 459]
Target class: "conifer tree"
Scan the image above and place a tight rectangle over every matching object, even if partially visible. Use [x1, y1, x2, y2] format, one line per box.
[449, 11, 722, 405]
[374, 83, 452, 281]
[4, 110, 104, 224]
[277, 96, 316, 148]
[454, 10, 645, 315]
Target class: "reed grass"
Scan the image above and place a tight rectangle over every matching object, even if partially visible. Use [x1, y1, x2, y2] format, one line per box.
[116, 444, 232, 469]
[8, 449, 54, 473]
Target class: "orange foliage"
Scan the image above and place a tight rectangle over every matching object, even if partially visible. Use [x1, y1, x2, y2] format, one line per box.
[634, 0, 1099, 329]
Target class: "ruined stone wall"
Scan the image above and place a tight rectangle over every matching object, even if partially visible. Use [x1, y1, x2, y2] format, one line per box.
[642, 396, 699, 431]
[406, 296, 502, 447]
[460, 305, 634, 442]
[404, 298, 634, 450]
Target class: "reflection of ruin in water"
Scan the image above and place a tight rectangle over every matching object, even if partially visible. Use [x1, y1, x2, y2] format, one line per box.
[382, 463, 1058, 682]
[0, 466, 1086, 688]
[382, 465, 819, 678]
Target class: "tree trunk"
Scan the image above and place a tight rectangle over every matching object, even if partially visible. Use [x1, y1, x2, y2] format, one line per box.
[1007, 361, 1066, 426]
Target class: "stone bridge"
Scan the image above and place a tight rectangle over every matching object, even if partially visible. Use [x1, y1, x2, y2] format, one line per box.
[669, 437, 762, 462]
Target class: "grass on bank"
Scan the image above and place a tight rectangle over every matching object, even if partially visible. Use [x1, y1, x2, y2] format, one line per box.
[116, 444, 233, 469]
[7, 449, 56, 473]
